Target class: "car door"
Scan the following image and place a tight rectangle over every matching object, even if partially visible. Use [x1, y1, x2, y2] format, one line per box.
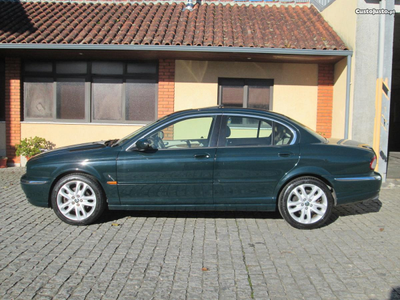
[214, 115, 300, 208]
[117, 115, 219, 206]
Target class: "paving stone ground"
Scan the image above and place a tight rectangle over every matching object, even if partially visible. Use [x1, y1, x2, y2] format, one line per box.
[0, 167, 399, 300]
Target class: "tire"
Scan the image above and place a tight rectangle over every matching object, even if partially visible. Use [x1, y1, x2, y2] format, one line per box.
[278, 177, 333, 229]
[51, 173, 106, 225]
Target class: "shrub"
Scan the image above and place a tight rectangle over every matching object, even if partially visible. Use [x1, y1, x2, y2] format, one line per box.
[15, 137, 51, 158]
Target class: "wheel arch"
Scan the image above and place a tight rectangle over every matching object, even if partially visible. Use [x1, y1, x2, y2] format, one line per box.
[47, 170, 107, 208]
[275, 171, 337, 207]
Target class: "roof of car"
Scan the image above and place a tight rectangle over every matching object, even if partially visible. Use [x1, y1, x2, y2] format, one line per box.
[171, 106, 292, 121]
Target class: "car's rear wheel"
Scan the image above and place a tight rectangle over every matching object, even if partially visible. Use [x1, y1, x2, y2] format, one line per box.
[278, 177, 333, 229]
[51, 174, 106, 225]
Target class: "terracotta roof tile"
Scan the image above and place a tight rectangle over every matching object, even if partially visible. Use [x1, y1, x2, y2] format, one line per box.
[0, 1, 348, 50]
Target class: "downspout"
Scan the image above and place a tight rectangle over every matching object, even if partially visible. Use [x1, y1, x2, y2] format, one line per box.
[344, 54, 352, 139]
[377, 0, 386, 79]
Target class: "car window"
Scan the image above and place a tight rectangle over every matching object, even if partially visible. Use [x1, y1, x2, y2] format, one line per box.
[221, 116, 294, 147]
[145, 116, 215, 150]
[274, 122, 294, 145]
[224, 116, 273, 147]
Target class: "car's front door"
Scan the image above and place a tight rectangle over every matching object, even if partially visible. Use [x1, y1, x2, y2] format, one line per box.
[214, 115, 300, 209]
[117, 115, 219, 206]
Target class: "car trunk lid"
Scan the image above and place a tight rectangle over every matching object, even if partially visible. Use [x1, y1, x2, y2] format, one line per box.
[327, 138, 374, 151]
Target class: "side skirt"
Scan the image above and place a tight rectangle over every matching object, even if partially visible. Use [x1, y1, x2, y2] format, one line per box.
[108, 204, 277, 211]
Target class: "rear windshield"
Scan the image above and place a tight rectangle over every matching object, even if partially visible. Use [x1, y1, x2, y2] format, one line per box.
[285, 117, 327, 143]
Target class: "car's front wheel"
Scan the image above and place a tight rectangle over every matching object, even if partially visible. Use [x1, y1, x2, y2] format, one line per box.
[51, 174, 106, 225]
[278, 177, 333, 229]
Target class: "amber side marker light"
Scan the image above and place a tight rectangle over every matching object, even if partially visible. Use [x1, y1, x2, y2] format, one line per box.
[107, 181, 118, 185]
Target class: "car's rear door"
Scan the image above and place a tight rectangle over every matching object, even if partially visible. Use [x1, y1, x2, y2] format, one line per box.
[213, 115, 300, 209]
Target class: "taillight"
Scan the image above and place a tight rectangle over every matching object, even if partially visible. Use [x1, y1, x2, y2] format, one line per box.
[370, 156, 377, 170]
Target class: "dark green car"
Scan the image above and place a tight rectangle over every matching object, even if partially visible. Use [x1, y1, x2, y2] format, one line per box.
[21, 107, 381, 229]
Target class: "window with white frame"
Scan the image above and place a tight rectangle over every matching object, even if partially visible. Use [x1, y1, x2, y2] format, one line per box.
[23, 61, 158, 123]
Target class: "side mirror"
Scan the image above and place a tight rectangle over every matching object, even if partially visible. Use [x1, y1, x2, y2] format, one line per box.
[135, 138, 152, 152]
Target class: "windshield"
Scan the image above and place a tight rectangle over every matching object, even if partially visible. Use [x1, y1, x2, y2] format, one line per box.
[112, 116, 168, 147]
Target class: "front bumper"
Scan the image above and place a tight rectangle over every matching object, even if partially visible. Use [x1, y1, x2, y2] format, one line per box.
[21, 174, 51, 207]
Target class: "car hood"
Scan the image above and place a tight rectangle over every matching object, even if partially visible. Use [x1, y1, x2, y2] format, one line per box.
[30, 141, 107, 160]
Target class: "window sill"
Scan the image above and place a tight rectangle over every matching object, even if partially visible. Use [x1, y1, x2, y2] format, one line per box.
[21, 121, 149, 126]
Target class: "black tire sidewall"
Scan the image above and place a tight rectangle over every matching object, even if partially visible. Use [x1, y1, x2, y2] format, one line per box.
[278, 177, 333, 230]
[51, 173, 106, 226]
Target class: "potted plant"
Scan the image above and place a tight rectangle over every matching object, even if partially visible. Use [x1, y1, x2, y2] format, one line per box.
[0, 156, 7, 168]
[15, 136, 51, 160]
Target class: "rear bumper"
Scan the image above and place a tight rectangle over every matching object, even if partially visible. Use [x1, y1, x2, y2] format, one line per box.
[334, 174, 382, 183]
[332, 172, 382, 205]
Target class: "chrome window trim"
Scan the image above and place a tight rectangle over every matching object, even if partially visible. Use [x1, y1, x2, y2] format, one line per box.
[126, 112, 298, 151]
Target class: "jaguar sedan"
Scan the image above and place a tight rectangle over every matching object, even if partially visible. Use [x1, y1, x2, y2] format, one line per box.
[21, 107, 382, 229]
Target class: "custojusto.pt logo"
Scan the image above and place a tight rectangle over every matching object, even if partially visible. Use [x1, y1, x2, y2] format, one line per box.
[355, 8, 396, 15]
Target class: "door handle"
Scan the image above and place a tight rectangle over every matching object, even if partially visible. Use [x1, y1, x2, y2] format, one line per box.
[194, 153, 210, 159]
[278, 152, 293, 157]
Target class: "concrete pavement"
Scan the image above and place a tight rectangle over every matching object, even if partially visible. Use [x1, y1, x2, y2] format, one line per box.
[0, 167, 399, 300]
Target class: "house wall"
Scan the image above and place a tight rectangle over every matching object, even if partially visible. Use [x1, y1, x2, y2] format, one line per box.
[316, 64, 334, 137]
[158, 59, 175, 118]
[21, 123, 141, 148]
[5, 58, 21, 165]
[0, 122, 5, 157]
[18, 59, 340, 150]
[321, 0, 357, 140]
[321, 0, 357, 49]
[352, 0, 381, 146]
[175, 60, 319, 131]
[322, 0, 386, 146]
[19, 59, 175, 150]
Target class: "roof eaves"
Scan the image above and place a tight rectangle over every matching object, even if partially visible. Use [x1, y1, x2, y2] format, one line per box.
[0, 44, 353, 56]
